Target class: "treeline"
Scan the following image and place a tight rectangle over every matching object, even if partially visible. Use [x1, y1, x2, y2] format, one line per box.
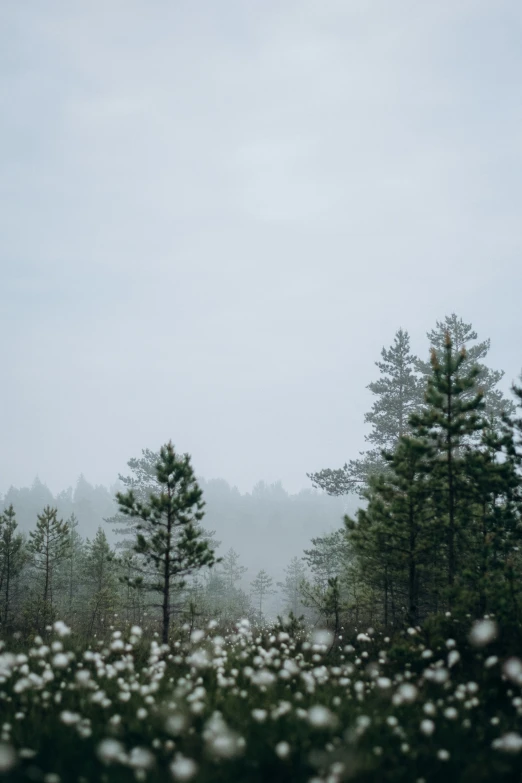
[0, 448, 339, 639]
[2, 312, 522, 643]
[1, 475, 348, 590]
[0, 499, 262, 639]
[303, 313, 522, 635]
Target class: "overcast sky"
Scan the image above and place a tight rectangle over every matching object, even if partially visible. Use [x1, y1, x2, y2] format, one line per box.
[2, 0, 522, 497]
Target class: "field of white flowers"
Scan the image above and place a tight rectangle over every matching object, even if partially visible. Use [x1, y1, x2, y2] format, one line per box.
[1, 616, 522, 782]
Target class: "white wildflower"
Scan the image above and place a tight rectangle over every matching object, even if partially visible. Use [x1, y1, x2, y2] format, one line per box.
[492, 733, 522, 753]
[0, 744, 16, 773]
[128, 747, 155, 770]
[165, 713, 187, 736]
[170, 754, 198, 780]
[420, 719, 435, 736]
[52, 653, 69, 669]
[53, 621, 71, 638]
[448, 650, 460, 668]
[96, 739, 126, 765]
[469, 619, 498, 647]
[307, 706, 337, 729]
[75, 670, 91, 686]
[312, 629, 333, 647]
[503, 658, 522, 684]
[60, 711, 81, 726]
[186, 649, 211, 669]
[275, 741, 291, 759]
[393, 683, 418, 705]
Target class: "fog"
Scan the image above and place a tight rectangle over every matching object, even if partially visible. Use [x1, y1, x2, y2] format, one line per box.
[2, 2, 522, 577]
[0, 471, 353, 619]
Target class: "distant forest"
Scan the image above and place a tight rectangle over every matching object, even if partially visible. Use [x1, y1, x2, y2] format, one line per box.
[1, 312, 521, 643]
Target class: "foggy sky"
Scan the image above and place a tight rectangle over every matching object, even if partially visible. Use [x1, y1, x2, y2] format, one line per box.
[2, 1, 522, 497]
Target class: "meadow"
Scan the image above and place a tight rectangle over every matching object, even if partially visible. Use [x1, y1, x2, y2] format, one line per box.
[1, 615, 522, 782]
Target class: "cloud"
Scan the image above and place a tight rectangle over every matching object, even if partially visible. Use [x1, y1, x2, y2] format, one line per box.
[1, 0, 521, 495]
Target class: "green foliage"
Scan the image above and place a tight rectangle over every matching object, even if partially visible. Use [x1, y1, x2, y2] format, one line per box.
[416, 313, 515, 425]
[2, 616, 522, 782]
[309, 328, 423, 497]
[409, 334, 486, 593]
[0, 504, 26, 631]
[309, 316, 512, 498]
[250, 569, 276, 615]
[28, 506, 70, 612]
[277, 556, 308, 616]
[116, 441, 219, 643]
[83, 527, 120, 637]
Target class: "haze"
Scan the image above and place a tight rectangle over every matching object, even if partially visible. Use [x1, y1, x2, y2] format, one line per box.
[2, 0, 522, 500]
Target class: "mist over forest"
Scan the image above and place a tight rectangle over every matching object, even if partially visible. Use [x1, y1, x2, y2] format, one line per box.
[3, 2, 522, 781]
[0, 471, 351, 617]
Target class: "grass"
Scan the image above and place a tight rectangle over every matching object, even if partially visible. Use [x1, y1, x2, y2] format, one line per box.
[1, 615, 522, 782]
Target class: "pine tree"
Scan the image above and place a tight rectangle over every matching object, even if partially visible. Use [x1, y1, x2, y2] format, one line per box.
[83, 528, 119, 637]
[277, 556, 308, 615]
[61, 513, 85, 623]
[106, 449, 162, 551]
[250, 569, 275, 615]
[308, 328, 423, 497]
[220, 548, 247, 590]
[416, 313, 515, 426]
[505, 372, 522, 466]
[0, 505, 26, 631]
[345, 436, 439, 627]
[28, 506, 70, 612]
[461, 422, 522, 618]
[409, 334, 486, 596]
[116, 441, 219, 644]
[303, 530, 352, 589]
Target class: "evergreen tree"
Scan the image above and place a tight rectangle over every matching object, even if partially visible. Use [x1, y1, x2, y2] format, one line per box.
[220, 548, 247, 590]
[299, 575, 345, 635]
[106, 449, 162, 551]
[416, 313, 515, 425]
[345, 436, 439, 627]
[409, 334, 486, 596]
[461, 422, 522, 618]
[505, 372, 522, 466]
[303, 529, 352, 589]
[116, 441, 219, 644]
[250, 569, 275, 615]
[28, 506, 70, 613]
[308, 329, 423, 497]
[83, 528, 119, 637]
[60, 513, 85, 623]
[277, 556, 308, 615]
[0, 505, 26, 631]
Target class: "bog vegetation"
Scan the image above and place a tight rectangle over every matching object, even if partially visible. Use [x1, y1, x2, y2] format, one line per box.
[2, 313, 522, 782]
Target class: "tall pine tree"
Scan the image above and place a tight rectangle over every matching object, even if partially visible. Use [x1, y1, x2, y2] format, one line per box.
[116, 442, 218, 644]
[0, 506, 26, 631]
[28, 506, 70, 613]
[416, 313, 515, 426]
[308, 328, 423, 497]
[409, 334, 485, 597]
